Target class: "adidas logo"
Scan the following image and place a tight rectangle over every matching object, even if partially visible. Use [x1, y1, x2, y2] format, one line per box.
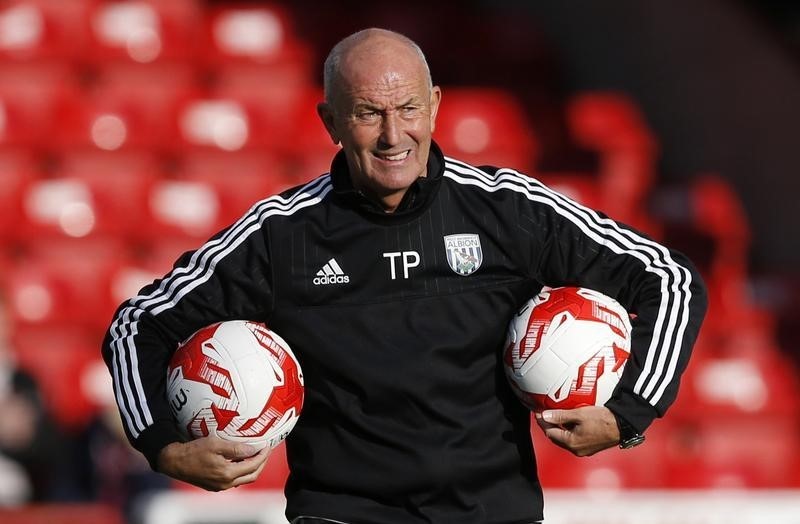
[313, 258, 350, 285]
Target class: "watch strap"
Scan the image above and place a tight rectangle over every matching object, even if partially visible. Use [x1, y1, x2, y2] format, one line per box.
[613, 411, 646, 449]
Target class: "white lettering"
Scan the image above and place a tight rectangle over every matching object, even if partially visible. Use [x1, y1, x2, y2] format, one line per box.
[402, 251, 420, 279]
[445, 238, 479, 249]
[312, 275, 350, 285]
[383, 252, 401, 280]
[383, 251, 420, 280]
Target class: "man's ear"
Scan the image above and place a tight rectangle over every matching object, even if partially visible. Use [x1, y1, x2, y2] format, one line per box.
[317, 102, 340, 145]
[429, 86, 442, 133]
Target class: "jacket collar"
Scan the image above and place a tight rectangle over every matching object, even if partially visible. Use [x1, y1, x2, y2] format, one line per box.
[329, 141, 445, 218]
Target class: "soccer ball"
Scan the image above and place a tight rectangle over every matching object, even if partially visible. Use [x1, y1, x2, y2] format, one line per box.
[504, 287, 632, 412]
[166, 320, 304, 449]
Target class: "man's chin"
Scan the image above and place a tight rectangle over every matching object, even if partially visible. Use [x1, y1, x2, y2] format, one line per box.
[378, 172, 423, 191]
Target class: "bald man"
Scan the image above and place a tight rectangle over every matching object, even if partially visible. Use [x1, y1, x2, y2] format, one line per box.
[103, 28, 706, 523]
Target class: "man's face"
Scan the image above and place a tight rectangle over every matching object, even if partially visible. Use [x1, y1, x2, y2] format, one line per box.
[318, 43, 441, 211]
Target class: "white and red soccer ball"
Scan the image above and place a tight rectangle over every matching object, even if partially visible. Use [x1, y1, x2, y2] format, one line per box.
[167, 320, 304, 449]
[504, 287, 632, 412]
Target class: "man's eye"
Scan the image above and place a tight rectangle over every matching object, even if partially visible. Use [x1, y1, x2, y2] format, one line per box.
[356, 111, 379, 120]
[401, 106, 419, 114]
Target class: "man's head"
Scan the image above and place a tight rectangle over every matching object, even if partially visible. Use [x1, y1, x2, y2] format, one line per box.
[317, 28, 441, 212]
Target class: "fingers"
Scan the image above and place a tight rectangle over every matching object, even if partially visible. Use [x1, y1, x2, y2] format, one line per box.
[231, 447, 272, 488]
[534, 411, 572, 448]
[540, 409, 579, 427]
[535, 406, 619, 457]
[220, 442, 260, 461]
[213, 442, 272, 489]
[543, 425, 572, 447]
[160, 437, 274, 491]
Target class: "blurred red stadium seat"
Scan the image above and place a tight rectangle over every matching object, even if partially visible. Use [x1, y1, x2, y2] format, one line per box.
[173, 93, 287, 152]
[671, 350, 800, 418]
[536, 173, 603, 211]
[19, 151, 160, 242]
[201, 2, 314, 148]
[0, 0, 91, 62]
[203, 4, 314, 148]
[434, 88, 538, 173]
[0, 60, 78, 91]
[85, 0, 202, 66]
[0, 69, 78, 148]
[0, 149, 40, 242]
[283, 88, 340, 181]
[94, 60, 198, 91]
[665, 348, 800, 487]
[201, 3, 309, 67]
[657, 174, 775, 361]
[54, 70, 200, 153]
[137, 236, 206, 279]
[11, 326, 103, 430]
[662, 416, 800, 488]
[54, 92, 159, 152]
[148, 151, 292, 240]
[5, 238, 133, 333]
[173, 85, 325, 155]
[690, 175, 754, 332]
[205, 3, 314, 121]
[565, 92, 659, 231]
[567, 92, 656, 152]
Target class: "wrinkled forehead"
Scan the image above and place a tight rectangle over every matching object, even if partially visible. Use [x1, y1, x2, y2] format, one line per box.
[335, 39, 429, 100]
[340, 70, 429, 104]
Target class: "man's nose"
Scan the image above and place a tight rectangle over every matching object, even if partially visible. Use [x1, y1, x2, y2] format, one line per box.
[378, 112, 401, 147]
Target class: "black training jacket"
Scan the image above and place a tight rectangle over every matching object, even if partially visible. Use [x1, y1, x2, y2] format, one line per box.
[102, 142, 707, 523]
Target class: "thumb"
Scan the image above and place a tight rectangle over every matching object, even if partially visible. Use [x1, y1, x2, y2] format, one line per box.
[223, 442, 259, 461]
[541, 409, 578, 426]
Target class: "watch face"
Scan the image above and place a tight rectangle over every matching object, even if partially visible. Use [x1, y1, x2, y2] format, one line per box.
[619, 434, 646, 449]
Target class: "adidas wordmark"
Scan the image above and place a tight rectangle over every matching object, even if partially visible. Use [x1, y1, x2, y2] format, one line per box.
[313, 258, 350, 285]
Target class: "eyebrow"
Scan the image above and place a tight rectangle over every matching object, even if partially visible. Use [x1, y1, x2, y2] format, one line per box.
[352, 97, 421, 111]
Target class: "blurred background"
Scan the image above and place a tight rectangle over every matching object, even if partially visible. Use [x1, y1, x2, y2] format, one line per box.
[0, 0, 799, 523]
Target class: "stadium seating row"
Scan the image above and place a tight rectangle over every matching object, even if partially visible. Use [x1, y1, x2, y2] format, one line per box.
[0, 150, 302, 245]
[0, 0, 309, 68]
[0, 89, 665, 244]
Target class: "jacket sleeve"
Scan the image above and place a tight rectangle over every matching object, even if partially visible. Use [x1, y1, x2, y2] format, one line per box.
[101, 213, 274, 470]
[511, 171, 707, 434]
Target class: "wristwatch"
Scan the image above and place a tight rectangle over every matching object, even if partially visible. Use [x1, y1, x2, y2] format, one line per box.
[613, 412, 646, 449]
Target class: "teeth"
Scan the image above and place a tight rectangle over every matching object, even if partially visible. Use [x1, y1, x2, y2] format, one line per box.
[384, 151, 409, 161]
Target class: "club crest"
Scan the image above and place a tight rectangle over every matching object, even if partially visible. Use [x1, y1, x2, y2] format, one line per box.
[444, 234, 483, 276]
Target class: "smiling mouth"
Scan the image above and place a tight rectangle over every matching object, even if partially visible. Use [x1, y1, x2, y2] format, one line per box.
[376, 150, 411, 162]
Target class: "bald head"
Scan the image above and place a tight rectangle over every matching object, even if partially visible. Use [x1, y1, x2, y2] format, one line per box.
[316, 28, 441, 212]
[323, 28, 432, 104]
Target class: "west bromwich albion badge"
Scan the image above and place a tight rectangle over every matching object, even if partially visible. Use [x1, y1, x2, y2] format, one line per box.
[444, 234, 483, 276]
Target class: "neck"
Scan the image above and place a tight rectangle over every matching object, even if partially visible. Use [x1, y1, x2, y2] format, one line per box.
[353, 184, 409, 214]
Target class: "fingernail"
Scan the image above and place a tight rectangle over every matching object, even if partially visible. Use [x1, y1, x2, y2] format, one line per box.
[542, 411, 554, 422]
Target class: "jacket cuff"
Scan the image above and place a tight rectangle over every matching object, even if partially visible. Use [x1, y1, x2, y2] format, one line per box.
[604, 390, 660, 434]
[134, 420, 187, 472]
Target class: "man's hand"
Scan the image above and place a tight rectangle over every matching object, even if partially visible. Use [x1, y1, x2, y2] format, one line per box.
[157, 436, 272, 491]
[535, 406, 620, 457]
